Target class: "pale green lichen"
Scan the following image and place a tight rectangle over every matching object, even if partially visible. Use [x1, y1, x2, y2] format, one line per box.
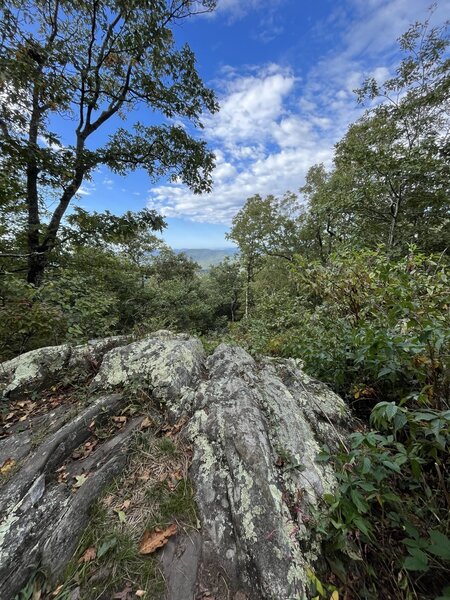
[236, 465, 260, 543]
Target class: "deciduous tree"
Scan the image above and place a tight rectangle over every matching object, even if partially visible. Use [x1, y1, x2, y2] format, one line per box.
[0, 0, 218, 284]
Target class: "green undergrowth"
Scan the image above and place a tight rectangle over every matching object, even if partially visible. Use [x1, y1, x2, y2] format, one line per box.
[309, 402, 450, 600]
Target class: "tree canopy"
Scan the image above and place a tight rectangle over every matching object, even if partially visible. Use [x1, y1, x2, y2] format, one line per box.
[0, 0, 218, 284]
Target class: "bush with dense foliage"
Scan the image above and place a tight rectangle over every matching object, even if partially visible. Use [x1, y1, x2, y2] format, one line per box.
[236, 247, 449, 407]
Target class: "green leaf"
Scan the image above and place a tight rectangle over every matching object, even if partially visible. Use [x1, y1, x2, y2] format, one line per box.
[351, 489, 369, 513]
[116, 510, 127, 523]
[353, 516, 371, 538]
[97, 536, 118, 558]
[357, 481, 376, 492]
[382, 460, 401, 473]
[428, 530, 450, 560]
[413, 411, 438, 421]
[361, 457, 371, 475]
[378, 366, 393, 378]
[323, 493, 336, 505]
[401, 537, 427, 549]
[386, 402, 397, 419]
[404, 548, 429, 572]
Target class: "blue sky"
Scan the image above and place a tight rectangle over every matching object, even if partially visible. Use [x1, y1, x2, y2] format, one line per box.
[77, 0, 450, 248]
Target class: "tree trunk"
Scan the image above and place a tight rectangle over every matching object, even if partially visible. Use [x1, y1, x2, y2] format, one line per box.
[26, 250, 48, 286]
[388, 196, 401, 249]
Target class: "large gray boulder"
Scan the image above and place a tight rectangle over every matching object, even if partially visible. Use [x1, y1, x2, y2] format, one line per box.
[0, 336, 129, 400]
[90, 330, 206, 403]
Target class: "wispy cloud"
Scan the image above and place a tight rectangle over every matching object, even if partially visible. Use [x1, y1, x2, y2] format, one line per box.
[147, 0, 449, 224]
[77, 181, 96, 197]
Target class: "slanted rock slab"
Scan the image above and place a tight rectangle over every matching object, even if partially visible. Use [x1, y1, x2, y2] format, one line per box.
[91, 330, 205, 403]
[169, 344, 349, 600]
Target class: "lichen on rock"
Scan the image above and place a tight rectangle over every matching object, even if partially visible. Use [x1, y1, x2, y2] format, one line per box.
[0, 332, 350, 600]
[169, 343, 350, 600]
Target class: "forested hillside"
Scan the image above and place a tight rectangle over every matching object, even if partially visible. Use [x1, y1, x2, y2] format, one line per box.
[0, 2, 449, 599]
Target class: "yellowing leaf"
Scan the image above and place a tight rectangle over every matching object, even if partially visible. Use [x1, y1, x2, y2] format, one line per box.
[73, 474, 88, 488]
[330, 592, 339, 600]
[135, 592, 146, 598]
[0, 458, 16, 475]
[116, 510, 127, 523]
[139, 524, 177, 555]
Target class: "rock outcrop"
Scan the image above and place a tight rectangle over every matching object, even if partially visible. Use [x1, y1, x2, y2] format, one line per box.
[0, 336, 129, 401]
[0, 332, 349, 600]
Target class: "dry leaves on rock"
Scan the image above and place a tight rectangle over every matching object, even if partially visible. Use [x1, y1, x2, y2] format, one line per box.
[72, 474, 88, 489]
[72, 439, 98, 460]
[139, 524, 177, 554]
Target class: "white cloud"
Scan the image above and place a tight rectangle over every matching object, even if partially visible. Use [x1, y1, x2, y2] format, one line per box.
[76, 181, 96, 197]
[214, 0, 282, 20]
[76, 186, 92, 197]
[206, 66, 296, 144]
[102, 177, 114, 189]
[147, 0, 450, 225]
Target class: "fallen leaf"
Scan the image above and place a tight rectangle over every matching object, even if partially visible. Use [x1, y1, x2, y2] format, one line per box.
[57, 467, 68, 483]
[139, 524, 177, 555]
[120, 499, 131, 511]
[112, 416, 127, 424]
[138, 470, 150, 482]
[140, 417, 153, 430]
[97, 536, 117, 558]
[172, 469, 183, 481]
[135, 592, 146, 598]
[73, 474, 88, 488]
[115, 509, 127, 523]
[78, 547, 97, 564]
[0, 458, 16, 475]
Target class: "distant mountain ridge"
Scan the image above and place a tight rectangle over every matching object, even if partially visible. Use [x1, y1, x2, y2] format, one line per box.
[175, 248, 238, 269]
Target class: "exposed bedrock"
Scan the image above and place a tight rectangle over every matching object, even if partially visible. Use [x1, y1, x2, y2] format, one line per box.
[171, 344, 349, 600]
[0, 332, 349, 600]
